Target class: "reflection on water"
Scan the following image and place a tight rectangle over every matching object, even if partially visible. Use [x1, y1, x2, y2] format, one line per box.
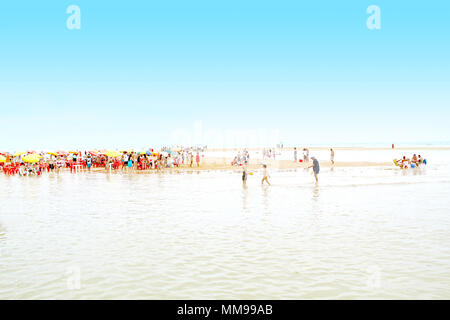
[0, 223, 6, 240]
[1, 165, 450, 299]
[312, 185, 319, 200]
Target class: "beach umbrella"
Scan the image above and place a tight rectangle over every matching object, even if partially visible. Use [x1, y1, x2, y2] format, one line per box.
[14, 151, 26, 157]
[47, 151, 58, 156]
[23, 154, 42, 163]
[146, 150, 152, 156]
[0, 155, 6, 163]
[105, 150, 121, 158]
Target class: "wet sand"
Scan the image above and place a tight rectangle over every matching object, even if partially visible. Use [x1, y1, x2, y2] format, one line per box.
[87, 158, 392, 174]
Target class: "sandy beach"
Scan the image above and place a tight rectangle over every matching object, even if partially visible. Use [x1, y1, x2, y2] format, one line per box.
[83, 146, 443, 173]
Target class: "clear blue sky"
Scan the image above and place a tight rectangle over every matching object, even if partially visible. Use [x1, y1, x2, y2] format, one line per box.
[1, 1, 449, 151]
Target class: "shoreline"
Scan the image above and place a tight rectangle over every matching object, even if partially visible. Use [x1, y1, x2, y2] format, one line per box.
[48, 159, 394, 175]
[207, 146, 450, 152]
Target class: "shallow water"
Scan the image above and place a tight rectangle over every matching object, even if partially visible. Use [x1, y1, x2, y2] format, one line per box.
[1, 156, 450, 299]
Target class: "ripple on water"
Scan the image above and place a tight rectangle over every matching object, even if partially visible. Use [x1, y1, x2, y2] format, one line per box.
[1, 168, 450, 299]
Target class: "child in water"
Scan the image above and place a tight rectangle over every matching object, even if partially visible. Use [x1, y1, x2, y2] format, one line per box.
[261, 164, 271, 186]
[242, 166, 248, 187]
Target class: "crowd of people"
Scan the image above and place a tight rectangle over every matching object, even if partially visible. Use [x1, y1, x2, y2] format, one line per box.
[262, 148, 277, 160]
[394, 154, 427, 169]
[231, 149, 250, 166]
[0, 148, 204, 176]
[1, 147, 427, 184]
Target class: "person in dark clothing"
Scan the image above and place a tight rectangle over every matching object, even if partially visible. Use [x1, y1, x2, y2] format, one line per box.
[308, 156, 320, 183]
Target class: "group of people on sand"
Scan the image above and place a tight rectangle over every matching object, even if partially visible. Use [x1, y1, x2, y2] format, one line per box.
[232, 149, 250, 166]
[262, 148, 277, 160]
[17, 163, 42, 176]
[293, 147, 334, 167]
[1, 148, 203, 176]
[293, 147, 311, 163]
[395, 154, 426, 169]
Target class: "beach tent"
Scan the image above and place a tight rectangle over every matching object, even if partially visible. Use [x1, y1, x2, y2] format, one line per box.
[105, 150, 121, 158]
[14, 151, 26, 157]
[23, 154, 42, 163]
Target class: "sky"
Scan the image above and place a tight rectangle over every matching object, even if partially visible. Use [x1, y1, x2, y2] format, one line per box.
[0, 1, 449, 151]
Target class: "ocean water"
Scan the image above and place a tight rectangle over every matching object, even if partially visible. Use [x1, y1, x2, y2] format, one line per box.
[1, 149, 450, 299]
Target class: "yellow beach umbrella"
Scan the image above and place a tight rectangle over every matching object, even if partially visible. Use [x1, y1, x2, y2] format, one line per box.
[23, 154, 42, 163]
[105, 150, 121, 158]
[0, 155, 6, 163]
[14, 151, 26, 157]
[47, 151, 58, 156]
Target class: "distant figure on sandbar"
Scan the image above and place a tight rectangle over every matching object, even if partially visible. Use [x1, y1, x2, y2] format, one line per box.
[330, 148, 335, 166]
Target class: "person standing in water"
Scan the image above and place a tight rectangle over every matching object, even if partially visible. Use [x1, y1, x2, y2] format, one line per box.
[242, 166, 248, 187]
[330, 148, 335, 166]
[308, 156, 320, 183]
[294, 147, 297, 162]
[261, 164, 271, 186]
